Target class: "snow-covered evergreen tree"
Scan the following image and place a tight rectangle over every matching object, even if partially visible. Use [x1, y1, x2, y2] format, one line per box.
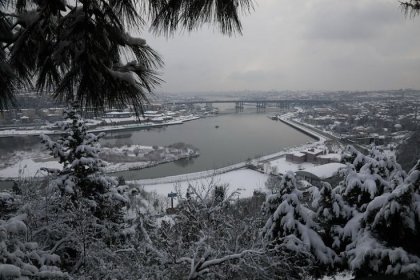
[347, 160, 420, 278]
[311, 182, 351, 262]
[314, 145, 419, 278]
[261, 171, 338, 273]
[41, 105, 126, 215]
[337, 145, 406, 213]
[36, 105, 129, 275]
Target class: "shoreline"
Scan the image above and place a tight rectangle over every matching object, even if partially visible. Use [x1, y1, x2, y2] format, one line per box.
[129, 113, 328, 186]
[0, 115, 200, 138]
[277, 117, 320, 141]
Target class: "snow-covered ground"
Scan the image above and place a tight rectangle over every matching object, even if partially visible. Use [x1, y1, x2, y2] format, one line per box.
[0, 129, 58, 136]
[101, 116, 146, 124]
[103, 144, 199, 173]
[0, 143, 199, 179]
[0, 159, 62, 178]
[303, 163, 346, 179]
[322, 273, 352, 280]
[268, 156, 316, 173]
[140, 169, 269, 203]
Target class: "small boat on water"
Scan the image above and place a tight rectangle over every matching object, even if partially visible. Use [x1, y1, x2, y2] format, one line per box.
[215, 125, 219, 128]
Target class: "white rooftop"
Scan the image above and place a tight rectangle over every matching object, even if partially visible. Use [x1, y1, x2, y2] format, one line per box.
[304, 148, 324, 155]
[318, 153, 341, 160]
[302, 163, 346, 179]
[291, 151, 305, 157]
[106, 111, 132, 115]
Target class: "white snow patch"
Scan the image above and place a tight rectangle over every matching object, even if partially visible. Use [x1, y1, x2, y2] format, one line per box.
[302, 163, 346, 179]
[139, 169, 268, 201]
[268, 157, 316, 174]
[0, 264, 21, 278]
[0, 159, 62, 178]
[321, 272, 353, 280]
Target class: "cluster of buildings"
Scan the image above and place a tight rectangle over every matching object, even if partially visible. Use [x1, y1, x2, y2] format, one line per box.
[246, 146, 344, 188]
[286, 148, 341, 165]
[284, 148, 343, 187]
[0, 107, 64, 125]
[298, 98, 419, 146]
[0, 100, 218, 128]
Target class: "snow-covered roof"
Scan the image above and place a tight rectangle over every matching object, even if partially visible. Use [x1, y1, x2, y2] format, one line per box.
[304, 148, 324, 155]
[318, 153, 341, 160]
[106, 111, 131, 115]
[301, 163, 346, 179]
[290, 152, 305, 157]
[144, 110, 159, 114]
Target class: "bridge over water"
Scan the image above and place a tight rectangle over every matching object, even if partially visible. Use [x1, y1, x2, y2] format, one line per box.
[164, 99, 334, 111]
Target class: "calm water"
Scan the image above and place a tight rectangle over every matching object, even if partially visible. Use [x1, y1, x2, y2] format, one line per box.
[104, 110, 314, 180]
[0, 109, 315, 183]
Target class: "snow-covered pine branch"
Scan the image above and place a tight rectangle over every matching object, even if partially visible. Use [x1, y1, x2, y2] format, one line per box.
[313, 145, 420, 278]
[261, 171, 338, 275]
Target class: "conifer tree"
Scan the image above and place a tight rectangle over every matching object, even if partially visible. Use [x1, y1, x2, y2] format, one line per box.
[311, 182, 351, 260]
[339, 145, 406, 212]
[401, 0, 420, 16]
[41, 104, 127, 221]
[0, 0, 253, 112]
[38, 105, 129, 274]
[261, 172, 338, 272]
[314, 145, 418, 278]
[0, 0, 18, 109]
[348, 160, 420, 278]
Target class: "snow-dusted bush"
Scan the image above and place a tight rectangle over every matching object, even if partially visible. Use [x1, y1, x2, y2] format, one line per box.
[0, 215, 68, 279]
[0, 191, 20, 217]
[115, 181, 308, 280]
[265, 174, 282, 194]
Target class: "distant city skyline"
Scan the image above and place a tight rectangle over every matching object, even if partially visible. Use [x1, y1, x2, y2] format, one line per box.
[143, 0, 420, 93]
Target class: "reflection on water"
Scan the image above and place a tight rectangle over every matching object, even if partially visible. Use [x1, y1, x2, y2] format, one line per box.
[173, 157, 196, 168]
[0, 136, 41, 153]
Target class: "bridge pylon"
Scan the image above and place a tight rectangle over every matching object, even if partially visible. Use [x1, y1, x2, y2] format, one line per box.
[235, 101, 244, 108]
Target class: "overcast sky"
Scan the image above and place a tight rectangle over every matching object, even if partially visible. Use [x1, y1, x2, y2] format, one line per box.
[143, 0, 420, 93]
